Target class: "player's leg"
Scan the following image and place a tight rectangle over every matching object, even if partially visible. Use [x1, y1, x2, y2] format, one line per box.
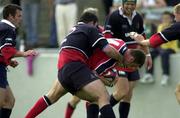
[64, 95, 81, 118]
[86, 102, 99, 118]
[60, 62, 115, 118]
[0, 86, 15, 118]
[119, 71, 139, 118]
[119, 81, 136, 118]
[75, 79, 115, 118]
[110, 72, 129, 107]
[0, 65, 13, 118]
[25, 79, 67, 118]
[175, 82, 180, 104]
[0, 87, 6, 117]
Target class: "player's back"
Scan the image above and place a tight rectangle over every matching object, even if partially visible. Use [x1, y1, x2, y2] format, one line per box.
[88, 38, 127, 75]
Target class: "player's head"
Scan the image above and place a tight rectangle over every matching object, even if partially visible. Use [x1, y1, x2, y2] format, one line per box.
[79, 8, 98, 26]
[174, 3, 180, 22]
[123, 49, 145, 70]
[161, 11, 174, 24]
[3, 4, 22, 27]
[83, 7, 99, 17]
[122, 0, 137, 16]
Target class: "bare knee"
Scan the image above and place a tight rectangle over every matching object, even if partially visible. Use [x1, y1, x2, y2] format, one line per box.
[69, 96, 81, 107]
[46, 91, 60, 104]
[113, 88, 129, 101]
[46, 79, 67, 104]
[3, 96, 15, 108]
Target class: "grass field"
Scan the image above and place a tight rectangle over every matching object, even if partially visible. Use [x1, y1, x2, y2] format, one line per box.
[7, 50, 180, 118]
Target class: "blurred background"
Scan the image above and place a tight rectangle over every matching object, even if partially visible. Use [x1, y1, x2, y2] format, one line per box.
[0, 0, 180, 118]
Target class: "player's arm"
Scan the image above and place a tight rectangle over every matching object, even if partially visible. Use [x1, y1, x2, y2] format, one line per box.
[129, 32, 165, 48]
[14, 50, 37, 57]
[102, 44, 123, 62]
[1, 46, 37, 65]
[90, 27, 123, 62]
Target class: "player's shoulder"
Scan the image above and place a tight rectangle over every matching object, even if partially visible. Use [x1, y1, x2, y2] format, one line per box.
[172, 22, 180, 28]
[0, 22, 13, 32]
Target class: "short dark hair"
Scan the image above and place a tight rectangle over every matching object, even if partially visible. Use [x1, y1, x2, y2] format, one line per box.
[130, 49, 145, 68]
[79, 11, 98, 24]
[3, 4, 22, 19]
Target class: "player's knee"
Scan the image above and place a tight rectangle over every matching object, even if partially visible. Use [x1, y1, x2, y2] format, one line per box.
[113, 90, 128, 101]
[3, 96, 15, 108]
[46, 93, 58, 104]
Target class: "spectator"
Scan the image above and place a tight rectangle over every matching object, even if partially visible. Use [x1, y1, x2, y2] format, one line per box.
[48, 0, 58, 48]
[137, 0, 166, 8]
[55, 0, 77, 46]
[21, 0, 40, 49]
[164, 0, 179, 6]
[10, 0, 21, 5]
[102, 0, 113, 15]
[140, 11, 179, 85]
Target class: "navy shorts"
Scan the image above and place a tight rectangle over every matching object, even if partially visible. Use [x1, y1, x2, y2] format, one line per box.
[117, 70, 140, 81]
[0, 64, 8, 88]
[58, 62, 98, 94]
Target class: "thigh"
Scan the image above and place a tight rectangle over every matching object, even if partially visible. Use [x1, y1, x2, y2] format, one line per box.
[75, 79, 109, 108]
[58, 62, 98, 94]
[114, 76, 129, 95]
[3, 86, 15, 108]
[46, 79, 67, 103]
[0, 87, 6, 106]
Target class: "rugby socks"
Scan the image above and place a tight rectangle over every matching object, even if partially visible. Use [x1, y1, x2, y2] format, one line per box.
[0, 108, 12, 118]
[65, 103, 75, 118]
[25, 95, 51, 118]
[110, 95, 119, 106]
[0, 108, 1, 117]
[99, 104, 115, 118]
[119, 102, 130, 118]
[86, 103, 99, 118]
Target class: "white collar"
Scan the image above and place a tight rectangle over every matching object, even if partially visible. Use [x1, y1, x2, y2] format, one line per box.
[77, 22, 85, 25]
[1, 19, 16, 28]
[118, 7, 137, 25]
[118, 7, 137, 19]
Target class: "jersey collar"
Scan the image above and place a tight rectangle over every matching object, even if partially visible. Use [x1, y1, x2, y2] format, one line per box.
[1, 19, 16, 28]
[118, 7, 137, 25]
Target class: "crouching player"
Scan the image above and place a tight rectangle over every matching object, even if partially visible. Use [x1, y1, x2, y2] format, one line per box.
[65, 38, 145, 118]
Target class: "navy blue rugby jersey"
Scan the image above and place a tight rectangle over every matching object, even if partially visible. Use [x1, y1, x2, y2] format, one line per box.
[0, 20, 17, 49]
[0, 19, 17, 65]
[104, 7, 144, 45]
[60, 22, 108, 58]
[160, 22, 180, 42]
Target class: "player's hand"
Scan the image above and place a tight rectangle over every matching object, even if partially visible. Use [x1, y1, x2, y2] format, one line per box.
[129, 32, 145, 42]
[9, 60, 19, 68]
[24, 50, 38, 57]
[100, 69, 117, 87]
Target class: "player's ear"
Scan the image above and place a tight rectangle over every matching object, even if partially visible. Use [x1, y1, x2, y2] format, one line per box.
[129, 56, 135, 63]
[125, 55, 134, 64]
